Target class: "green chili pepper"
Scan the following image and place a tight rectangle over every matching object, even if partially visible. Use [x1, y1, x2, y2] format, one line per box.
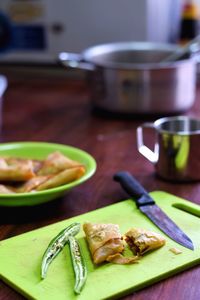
[41, 222, 81, 279]
[68, 235, 87, 294]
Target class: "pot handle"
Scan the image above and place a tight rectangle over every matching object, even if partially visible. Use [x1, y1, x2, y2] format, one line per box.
[0, 76, 7, 98]
[136, 122, 158, 163]
[58, 52, 95, 71]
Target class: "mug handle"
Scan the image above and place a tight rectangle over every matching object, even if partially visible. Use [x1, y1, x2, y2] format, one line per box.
[136, 122, 159, 163]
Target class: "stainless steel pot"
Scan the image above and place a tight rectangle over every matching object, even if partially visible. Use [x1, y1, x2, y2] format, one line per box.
[58, 42, 197, 115]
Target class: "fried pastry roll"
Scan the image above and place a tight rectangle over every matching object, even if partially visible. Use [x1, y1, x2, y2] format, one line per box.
[0, 184, 16, 194]
[83, 222, 125, 264]
[36, 166, 85, 191]
[37, 151, 82, 175]
[125, 228, 166, 255]
[0, 158, 35, 181]
[17, 176, 50, 193]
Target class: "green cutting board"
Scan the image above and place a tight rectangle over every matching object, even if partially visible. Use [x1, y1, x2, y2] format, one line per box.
[0, 191, 200, 300]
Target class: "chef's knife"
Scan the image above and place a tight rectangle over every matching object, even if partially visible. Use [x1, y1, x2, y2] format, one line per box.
[113, 171, 194, 250]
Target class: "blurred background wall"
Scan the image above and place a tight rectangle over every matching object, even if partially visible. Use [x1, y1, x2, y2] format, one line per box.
[0, 0, 184, 64]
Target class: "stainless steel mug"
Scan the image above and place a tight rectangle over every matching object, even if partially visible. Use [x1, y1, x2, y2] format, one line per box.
[136, 116, 200, 181]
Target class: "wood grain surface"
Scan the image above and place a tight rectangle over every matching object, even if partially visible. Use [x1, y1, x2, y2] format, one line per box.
[0, 68, 199, 300]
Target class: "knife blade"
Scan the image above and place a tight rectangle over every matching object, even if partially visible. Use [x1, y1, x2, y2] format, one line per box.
[113, 171, 194, 250]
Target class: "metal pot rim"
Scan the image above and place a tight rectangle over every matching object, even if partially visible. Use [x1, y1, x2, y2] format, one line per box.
[82, 41, 195, 70]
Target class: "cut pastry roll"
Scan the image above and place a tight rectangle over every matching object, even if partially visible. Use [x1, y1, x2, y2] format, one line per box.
[125, 228, 166, 255]
[83, 222, 124, 264]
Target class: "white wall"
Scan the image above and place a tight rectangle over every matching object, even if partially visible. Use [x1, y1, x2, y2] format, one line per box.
[0, 0, 183, 63]
[147, 0, 182, 43]
[60, 0, 182, 52]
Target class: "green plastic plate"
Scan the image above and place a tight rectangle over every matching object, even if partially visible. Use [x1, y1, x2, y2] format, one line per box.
[0, 142, 96, 206]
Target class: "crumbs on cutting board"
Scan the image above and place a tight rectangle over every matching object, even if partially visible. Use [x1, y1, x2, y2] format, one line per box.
[169, 247, 182, 255]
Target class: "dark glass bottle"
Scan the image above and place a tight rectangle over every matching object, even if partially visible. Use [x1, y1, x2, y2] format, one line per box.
[179, 2, 200, 45]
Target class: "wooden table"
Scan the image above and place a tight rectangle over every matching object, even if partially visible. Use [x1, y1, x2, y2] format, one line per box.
[0, 68, 200, 300]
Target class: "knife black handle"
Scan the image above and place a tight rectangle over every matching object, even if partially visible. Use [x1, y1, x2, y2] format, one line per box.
[113, 171, 155, 207]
